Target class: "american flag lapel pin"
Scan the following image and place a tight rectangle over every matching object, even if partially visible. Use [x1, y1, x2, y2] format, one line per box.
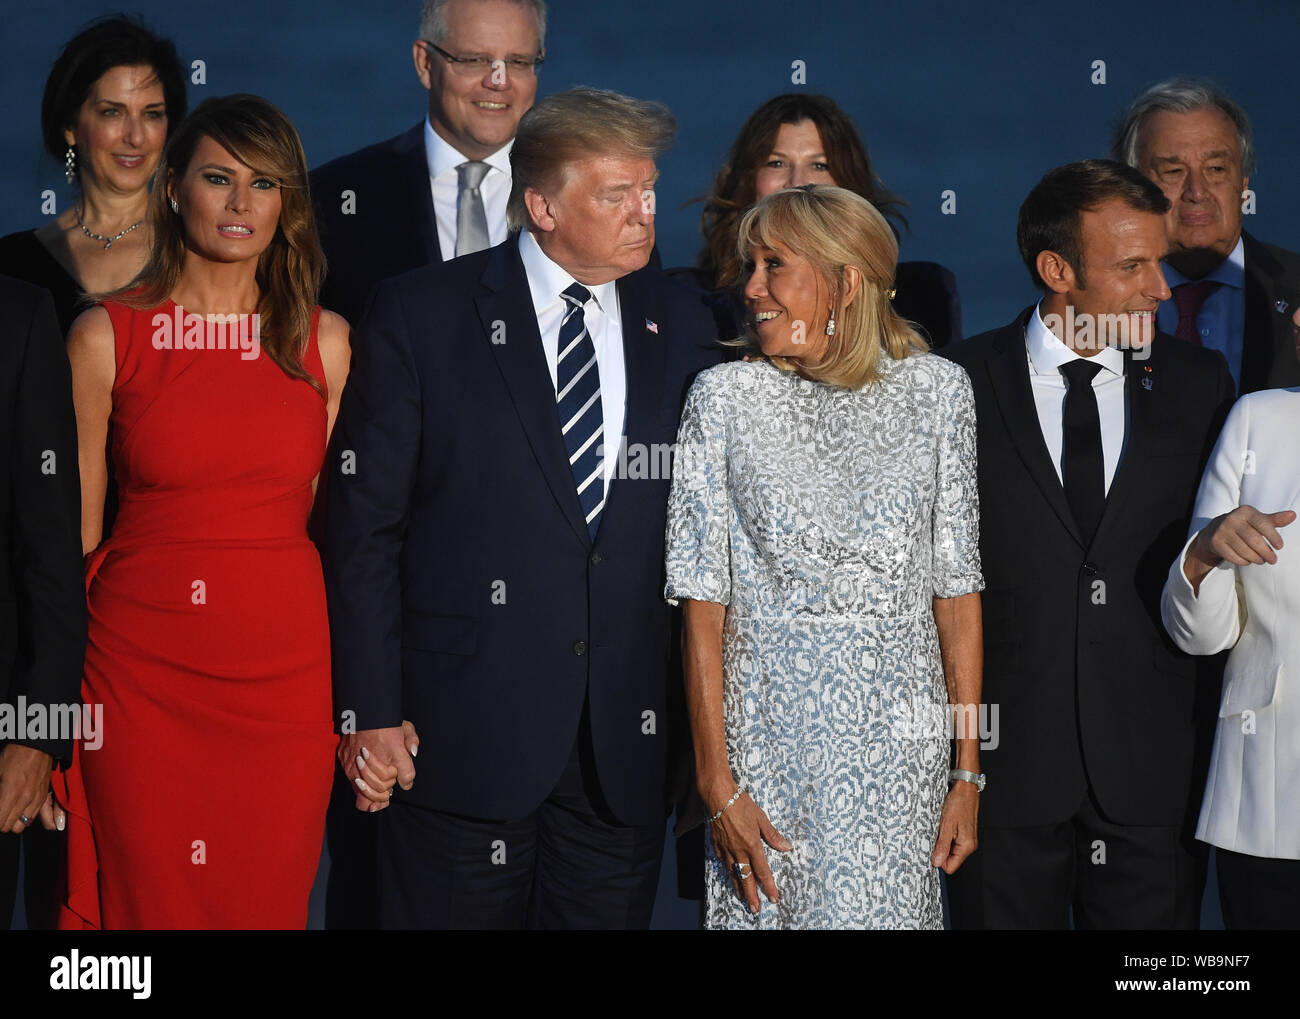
[645, 318, 659, 334]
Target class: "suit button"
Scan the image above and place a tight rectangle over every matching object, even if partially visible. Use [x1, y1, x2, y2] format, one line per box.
[590, 551, 602, 566]
[572, 640, 588, 656]
[1082, 562, 1098, 576]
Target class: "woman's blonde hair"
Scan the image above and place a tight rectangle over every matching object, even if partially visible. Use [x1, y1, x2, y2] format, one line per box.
[735, 186, 927, 389]
[105, 94, 325, 395]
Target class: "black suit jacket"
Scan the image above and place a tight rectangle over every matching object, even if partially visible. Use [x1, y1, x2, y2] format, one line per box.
[943, 310, 1234, 827]
[1240, 230, 1300, 393]
[311, 124, 441, 330]
[0, 276, 85, 762]
[322, 237, 722, 825]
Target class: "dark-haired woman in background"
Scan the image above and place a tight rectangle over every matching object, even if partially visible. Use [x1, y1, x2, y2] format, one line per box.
[0, 13, 185, 930]
[0, 15, 186, 332]
[680, 93, 961, 349]
[55, 94, 353, 928]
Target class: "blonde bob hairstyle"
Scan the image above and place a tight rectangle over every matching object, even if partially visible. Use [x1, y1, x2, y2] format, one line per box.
[736, 186, 927, 389]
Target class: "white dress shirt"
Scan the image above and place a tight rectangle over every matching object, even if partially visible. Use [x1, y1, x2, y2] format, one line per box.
[1157, 236, 1246, 388]
[518, 229, 626, 499]
[1026, 301, 1128, 494]
[423, 119, 512, 259]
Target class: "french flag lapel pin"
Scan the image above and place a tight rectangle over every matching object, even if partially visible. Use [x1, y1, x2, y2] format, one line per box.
[645, 318, 659, 334]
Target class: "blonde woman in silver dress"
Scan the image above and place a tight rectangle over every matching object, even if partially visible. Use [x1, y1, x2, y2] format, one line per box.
[665, 186, 984, 928]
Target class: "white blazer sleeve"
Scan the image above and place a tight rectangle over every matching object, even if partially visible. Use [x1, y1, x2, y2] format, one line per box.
[1160, 397, 1249, 656]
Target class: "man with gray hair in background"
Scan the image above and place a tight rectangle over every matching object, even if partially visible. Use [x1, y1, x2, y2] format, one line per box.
[322, 87, 722, 928]
[311, 0, 546, 330]
[1112, 78, 1300, 393]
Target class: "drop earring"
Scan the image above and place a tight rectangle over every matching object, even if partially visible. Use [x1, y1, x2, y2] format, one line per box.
[65, 146, 76, 184]
[170, 197, 179, 214]
[825, 308, 836, 336]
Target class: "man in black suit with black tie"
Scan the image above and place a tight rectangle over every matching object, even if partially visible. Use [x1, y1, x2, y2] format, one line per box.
[0, 276, 86, 929]
[1113, 78, 1300, 394]
[943, 161, 1235, 928]
[322, 87, 721, 928]
[310, 0, 545, 329]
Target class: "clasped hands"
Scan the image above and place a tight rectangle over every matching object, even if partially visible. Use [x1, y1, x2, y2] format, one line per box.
[0, 744, 66, 834]
[338, 721, 420, 812]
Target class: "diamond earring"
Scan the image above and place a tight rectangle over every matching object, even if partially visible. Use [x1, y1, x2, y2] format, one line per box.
[825, 309, 836, 337]
[65, 146, 76, 184]
[169, 197, 179, 214]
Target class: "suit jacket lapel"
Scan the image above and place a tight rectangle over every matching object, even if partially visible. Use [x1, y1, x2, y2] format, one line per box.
[986, 309, 1084, 548]
[600, 272, 666, 523]
[393, 123, 441, 267]
[476, 241, 590, 547]
[1240, 231, 1286, 393]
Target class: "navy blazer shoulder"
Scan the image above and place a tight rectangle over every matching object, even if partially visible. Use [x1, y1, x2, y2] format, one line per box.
[311, 123, 440, 330]
[0, 275, 87, 761]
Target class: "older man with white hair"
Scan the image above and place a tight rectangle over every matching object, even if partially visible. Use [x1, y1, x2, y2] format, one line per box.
[1112, 78, 1300, 393]
[323, 87, 722, 928]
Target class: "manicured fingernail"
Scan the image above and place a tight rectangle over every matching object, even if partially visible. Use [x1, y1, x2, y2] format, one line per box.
[356, 754, 366, 772]
[410, 745, 418, 758]
[56, 815, 66, 832]
[361, 747, 370, 761]
[355, 777, 367, 791]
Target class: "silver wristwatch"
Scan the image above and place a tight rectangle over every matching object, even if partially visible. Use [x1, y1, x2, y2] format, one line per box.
[949, 768, 986, 792]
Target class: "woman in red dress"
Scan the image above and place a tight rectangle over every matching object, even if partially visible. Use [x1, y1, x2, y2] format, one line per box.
[58, 94, 365, 928]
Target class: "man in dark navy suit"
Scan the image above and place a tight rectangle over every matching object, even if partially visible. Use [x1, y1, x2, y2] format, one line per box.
[312, 0, 545, 927]
[323, 87, 722, 928]
[310, 0, 545, 329]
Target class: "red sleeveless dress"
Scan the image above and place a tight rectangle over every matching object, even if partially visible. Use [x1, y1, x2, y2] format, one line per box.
[54, 298, 336, 929]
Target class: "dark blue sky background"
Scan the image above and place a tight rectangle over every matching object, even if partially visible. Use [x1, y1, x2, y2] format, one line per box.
[3, 1, 1299, 338]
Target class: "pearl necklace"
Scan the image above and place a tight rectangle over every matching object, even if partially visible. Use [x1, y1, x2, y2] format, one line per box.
[76, 204, 144, 251]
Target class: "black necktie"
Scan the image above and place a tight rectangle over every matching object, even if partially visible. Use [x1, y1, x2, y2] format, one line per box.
[1059, 358, 1105, 544]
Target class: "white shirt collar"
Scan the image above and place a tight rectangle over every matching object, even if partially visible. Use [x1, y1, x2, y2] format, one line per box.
[1026, 301, 1126, 378]
[423, 117, 513, 182]
[1161, 234, 1246, 290]
[518, 229, 618, 319]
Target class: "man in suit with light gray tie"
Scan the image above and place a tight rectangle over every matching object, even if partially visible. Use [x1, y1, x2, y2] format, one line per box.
[311, 0, 547, 928]
[311, 0, 546, 331]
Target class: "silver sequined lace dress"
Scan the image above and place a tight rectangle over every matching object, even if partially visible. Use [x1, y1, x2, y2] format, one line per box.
[664, 354, 983, 929]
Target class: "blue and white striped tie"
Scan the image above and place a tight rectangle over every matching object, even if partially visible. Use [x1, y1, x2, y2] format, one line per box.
[555, 283, 604, 537]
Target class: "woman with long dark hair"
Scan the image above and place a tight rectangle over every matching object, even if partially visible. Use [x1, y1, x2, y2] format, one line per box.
[683, 93, 961, 349]
[56, 94, 357, 928]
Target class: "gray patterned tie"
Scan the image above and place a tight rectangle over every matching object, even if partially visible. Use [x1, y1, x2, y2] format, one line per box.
[455, 160, 491, 256]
